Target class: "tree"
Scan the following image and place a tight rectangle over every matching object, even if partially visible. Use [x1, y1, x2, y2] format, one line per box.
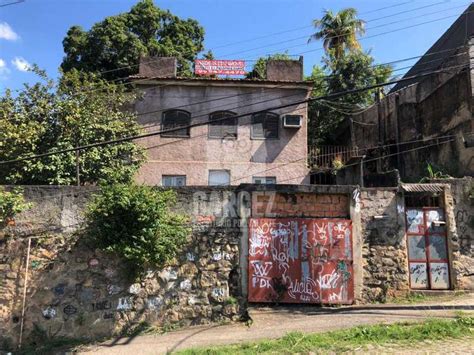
[61, 0, 205, 80]
[246, 53, 291, 79]
[307, 50, 392, 145]
[0, 68, 145, 185]
[308, 8, 365, 60]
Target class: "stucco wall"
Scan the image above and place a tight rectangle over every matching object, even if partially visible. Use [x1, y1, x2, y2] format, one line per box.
[133, 81, 311, 186]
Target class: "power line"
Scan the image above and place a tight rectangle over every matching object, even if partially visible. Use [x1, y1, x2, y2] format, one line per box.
[17, 130, 472, 201]
[275, 11, 472, 58]
[228, 131, 474, 185]
[0, 0, 24, 7]
[0, 53, 469, 149]
[0, 62, 469, 166]
[210, 1, 414, 51]
[276, 136, 461, 184]
[220, 3, 469, 58]
[2, 1, 464, 100]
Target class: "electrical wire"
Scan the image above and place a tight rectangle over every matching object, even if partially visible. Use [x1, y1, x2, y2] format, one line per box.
[220, 3, 470, 58]
[0, 62, 470, 167]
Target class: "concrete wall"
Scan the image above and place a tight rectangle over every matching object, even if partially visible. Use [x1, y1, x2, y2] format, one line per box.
[348, 45, 473, 180]
[134, 80, 311, 186]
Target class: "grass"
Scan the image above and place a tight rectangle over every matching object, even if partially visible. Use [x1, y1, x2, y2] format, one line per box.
[388, 291, 466, 304]
[177, 316, 474, 354]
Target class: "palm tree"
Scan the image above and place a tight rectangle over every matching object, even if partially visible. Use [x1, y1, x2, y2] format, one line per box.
[308, 8, 365, 60]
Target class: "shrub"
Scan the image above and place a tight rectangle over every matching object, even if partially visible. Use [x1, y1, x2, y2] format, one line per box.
[0, 187, 31, 228]
[85, 183, 190, 275]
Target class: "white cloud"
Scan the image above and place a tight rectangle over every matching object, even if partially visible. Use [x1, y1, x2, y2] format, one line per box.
[0, 22, 19, 41]
[0, 58, 10, 79]
[12, 57, 30, 72]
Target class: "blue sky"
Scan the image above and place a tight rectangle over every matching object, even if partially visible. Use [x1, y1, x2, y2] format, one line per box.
[0, 0, 471, 91]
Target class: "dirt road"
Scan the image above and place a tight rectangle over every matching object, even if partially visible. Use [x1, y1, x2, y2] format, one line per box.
[82, 294, 474, 354]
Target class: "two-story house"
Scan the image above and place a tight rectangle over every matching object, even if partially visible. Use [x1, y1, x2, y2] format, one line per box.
[129, 57, 312, 186]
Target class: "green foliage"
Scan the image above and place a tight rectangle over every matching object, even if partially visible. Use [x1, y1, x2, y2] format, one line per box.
[0, 68, 145, 185]
[85, 183, 190, 274]
[309, 8, 365, 60]
[305, 7, 392, 145]
[246, 53, 292, 79]
[0, 187, 31, 228]
[419, 162, 451, 183]
[331, 157, 344, 175]
[307, 49, 392, 145]
[179, 317, 474, 354]
[61, 0, 205, 79]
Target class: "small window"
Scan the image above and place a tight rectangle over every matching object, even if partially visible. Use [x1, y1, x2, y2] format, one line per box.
[251, 112, 279, 139]
[209, 111, 237, 139]
[209, 170, 230, 186]
[162, 175, 186, 187]
[161, 110, 191, 137]
[252, 176, 276, 184]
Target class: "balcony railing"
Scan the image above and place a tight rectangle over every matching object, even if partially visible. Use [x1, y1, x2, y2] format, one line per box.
[308, 145, 359, 170]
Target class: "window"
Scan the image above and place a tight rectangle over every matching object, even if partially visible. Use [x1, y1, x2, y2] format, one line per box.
[252, 176, 276, 184]
[251, 112, 279, 139]
[209, 111, 237, 139]
[209, 170, 230, 186]
[161, 110, 191, 137]
[162, 175, 186, 187]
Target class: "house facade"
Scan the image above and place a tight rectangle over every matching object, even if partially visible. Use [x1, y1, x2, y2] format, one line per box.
[130, 57, 312, 186]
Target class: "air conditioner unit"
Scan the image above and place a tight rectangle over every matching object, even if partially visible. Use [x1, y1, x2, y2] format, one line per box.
[283, 115, 302, 128]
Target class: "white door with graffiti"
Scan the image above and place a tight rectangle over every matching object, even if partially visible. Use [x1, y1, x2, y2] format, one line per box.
[406, 208, 450, 289]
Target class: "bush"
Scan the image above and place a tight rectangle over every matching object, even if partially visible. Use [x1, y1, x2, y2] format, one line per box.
[0, 187, 31, 228]
[86, 183, 190, 275]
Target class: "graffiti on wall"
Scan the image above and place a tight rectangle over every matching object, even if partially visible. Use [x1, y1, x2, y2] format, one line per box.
[248, 218, 353, 304]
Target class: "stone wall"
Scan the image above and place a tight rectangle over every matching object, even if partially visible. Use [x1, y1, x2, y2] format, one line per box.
[433, 178, 474, 289]
[360, 188, 409, 302]
[0, 186, 242, 349]
[1, 183, 473, 349]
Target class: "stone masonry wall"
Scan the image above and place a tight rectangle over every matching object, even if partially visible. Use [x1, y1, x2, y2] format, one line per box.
[0, 186, 242, 350]
[360, 188, 409, 302]
[433, 178, 474, 289]
[1, 183, 472, 349]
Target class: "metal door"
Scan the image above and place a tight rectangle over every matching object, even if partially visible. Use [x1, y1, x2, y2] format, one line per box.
[406, 208, 450, 289]
[248, 218, 353, 304]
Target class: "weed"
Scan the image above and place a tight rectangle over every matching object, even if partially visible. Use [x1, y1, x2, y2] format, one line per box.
[224, 296, 238, 305]
[177, 316, 474, 354]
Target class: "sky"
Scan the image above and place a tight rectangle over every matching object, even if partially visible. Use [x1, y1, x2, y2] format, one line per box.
[0, 0, 471, 92]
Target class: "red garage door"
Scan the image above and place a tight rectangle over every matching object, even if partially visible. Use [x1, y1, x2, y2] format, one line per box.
[248, 218, 353, 304]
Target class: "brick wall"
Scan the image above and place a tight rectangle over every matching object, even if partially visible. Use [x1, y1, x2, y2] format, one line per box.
[251, 192, 349, 218]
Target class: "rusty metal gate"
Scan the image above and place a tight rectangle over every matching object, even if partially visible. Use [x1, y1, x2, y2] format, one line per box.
[248, 218, 353, 304]
[406, 207, 450, 289]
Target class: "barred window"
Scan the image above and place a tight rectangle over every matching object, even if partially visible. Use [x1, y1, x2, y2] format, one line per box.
[209, 111, 237, 139]
[251, 112, 279, 139]
[161, 110, 191, 137]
